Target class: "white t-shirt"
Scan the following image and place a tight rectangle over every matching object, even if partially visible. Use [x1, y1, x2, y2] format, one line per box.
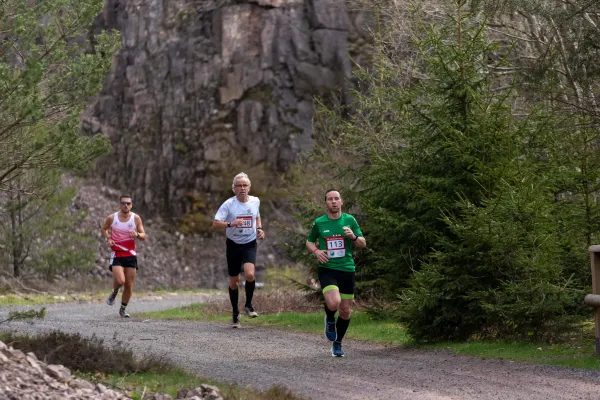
[214, 196, 261, 244]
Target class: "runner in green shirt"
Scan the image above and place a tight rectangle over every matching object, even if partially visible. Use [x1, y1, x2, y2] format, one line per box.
[306, 189, 366, 357]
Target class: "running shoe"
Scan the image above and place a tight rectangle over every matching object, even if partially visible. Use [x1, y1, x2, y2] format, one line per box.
[232, 313, 241, 328]
[244, 305, 258, 318]
[107, 291, 118, 306]
[324, 315, 336, 341]
[331, 341, 345, 357]
[119, 309, 130, 318]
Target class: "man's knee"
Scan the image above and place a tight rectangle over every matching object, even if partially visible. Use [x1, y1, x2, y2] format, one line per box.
[338, 300, 352, 319]
[114, 277, 125, 287]
[325, 296, 341, 311]
[243, 263, 255, 282]
[338, 307, 351, 319]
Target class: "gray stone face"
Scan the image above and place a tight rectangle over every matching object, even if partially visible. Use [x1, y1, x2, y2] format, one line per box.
[0, 340, 224, 399]
[83, 0, 371, 218]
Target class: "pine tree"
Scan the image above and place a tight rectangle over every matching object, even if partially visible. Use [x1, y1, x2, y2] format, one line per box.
[303, 1, 584, 340]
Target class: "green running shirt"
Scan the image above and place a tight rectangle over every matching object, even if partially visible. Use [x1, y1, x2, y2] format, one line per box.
[307, 213, 363, 272]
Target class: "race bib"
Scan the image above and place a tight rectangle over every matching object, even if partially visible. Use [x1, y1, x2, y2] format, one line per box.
[236, 215, 253, 235]
[326, 236, 346, 258]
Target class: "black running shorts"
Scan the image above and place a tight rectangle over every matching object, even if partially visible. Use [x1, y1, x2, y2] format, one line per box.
[318, 267, 355, 299]
[226, 238, 257, 276]
[110, 256, 138, 271]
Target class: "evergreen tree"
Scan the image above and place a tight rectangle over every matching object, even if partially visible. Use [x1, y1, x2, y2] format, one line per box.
[302, 2, 584, 340]
[0, 0, 119, 193]
[0, 0, 120, 277]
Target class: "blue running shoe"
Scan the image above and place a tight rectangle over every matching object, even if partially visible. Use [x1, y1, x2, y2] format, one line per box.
[107, 291, 117, 306]
[324, 315, 336, 341]
[331, 341, 345, 357]
[119, 309, 130, 318]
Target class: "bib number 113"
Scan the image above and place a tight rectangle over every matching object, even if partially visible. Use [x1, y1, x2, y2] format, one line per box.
[326, 236, 345, 258]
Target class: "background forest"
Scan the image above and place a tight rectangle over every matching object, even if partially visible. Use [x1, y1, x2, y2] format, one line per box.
[2, 0, 600, 342]
[287, 0, 600, 341]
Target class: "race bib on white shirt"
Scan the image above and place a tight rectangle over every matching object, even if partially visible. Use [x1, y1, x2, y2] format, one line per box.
[326, 236, 346, 258]
[236, 215, 253, 235]
[214, 196, 261, 244]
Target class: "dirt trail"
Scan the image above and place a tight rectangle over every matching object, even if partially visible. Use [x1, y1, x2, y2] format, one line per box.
[1, 295, 599, 400]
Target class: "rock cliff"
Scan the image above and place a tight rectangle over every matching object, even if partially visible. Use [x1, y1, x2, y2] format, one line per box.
[83, 0, 373, 219]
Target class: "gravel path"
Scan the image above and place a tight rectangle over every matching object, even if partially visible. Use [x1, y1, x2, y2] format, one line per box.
[1, 295, 599, 399]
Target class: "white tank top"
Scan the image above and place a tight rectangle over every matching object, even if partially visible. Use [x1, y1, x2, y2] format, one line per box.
[110, 212, 137, 257]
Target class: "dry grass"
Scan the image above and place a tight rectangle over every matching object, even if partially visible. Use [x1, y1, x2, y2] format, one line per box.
[202, 287, 322, 316]
[1, 331, 171, 375]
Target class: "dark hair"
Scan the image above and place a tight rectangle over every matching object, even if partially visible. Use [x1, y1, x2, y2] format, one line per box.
[119, 194, 132, 201]
[324, 189, 341, 201]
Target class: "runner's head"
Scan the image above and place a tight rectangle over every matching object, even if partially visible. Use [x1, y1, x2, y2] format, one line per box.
[119, 194, 133, 214]
[232, 172, 251, 197]
[324, 189, 343, 214]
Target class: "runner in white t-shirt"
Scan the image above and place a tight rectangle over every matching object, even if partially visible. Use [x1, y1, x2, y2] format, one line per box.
[213, 172, 265, 328]
[101, 194, 147, 318]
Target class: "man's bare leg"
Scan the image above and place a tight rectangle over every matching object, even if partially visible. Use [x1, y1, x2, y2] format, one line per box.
[107, 266, 125, 305]
[119, 268, 136, 318]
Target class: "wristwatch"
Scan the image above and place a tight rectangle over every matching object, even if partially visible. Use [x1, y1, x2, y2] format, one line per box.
[227, 221, 231, 228]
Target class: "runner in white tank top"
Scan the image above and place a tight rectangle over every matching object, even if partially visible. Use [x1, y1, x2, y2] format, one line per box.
[101, 194, 147, 318]
[109, 211, 137, 259]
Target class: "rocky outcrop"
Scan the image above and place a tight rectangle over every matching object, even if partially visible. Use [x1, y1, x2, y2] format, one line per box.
[83, 0, 373, 219]
[0, 340, 128, 399]
[0, 339, 225, 399]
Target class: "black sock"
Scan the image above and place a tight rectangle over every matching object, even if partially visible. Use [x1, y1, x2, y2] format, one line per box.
[112, 288, 119, 295]
[229, 287, 239, 315]
[336, 317, 350, 342]
[325, 304, 336, 322]
[120, 302, 127, 312]
[245, 280, 255, 308]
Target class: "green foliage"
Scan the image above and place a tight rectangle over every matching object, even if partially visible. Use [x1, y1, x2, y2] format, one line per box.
[0, 307, 46, 324]
[0, 0, 119, 191]
[399, 178, 583, 340]
[0, 0, 120, 277]
[0, 178, 97, 278]
[294, 3, 590, 341]
[391, 10, 584, 340]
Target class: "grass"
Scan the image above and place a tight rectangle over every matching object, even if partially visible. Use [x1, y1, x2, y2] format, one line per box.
[138, 297, 600, 370]
[90, 370, 303, 400]
[139, 303, 412, 345]
[0, 331, 171, 374]
[426, 338, 600, 370]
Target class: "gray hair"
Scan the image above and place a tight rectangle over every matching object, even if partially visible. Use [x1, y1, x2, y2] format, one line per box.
[232, 172, 251, 190]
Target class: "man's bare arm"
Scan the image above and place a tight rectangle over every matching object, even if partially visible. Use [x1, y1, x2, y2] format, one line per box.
[256, 216, 265, 239]
[135, 215, 147, 240]
[353, 236, 366, 249]
[307, 241, 329, 264]
[213, 218, 245, 230]
[212, 220, 228, 230]
[101, 215, 113, 239]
